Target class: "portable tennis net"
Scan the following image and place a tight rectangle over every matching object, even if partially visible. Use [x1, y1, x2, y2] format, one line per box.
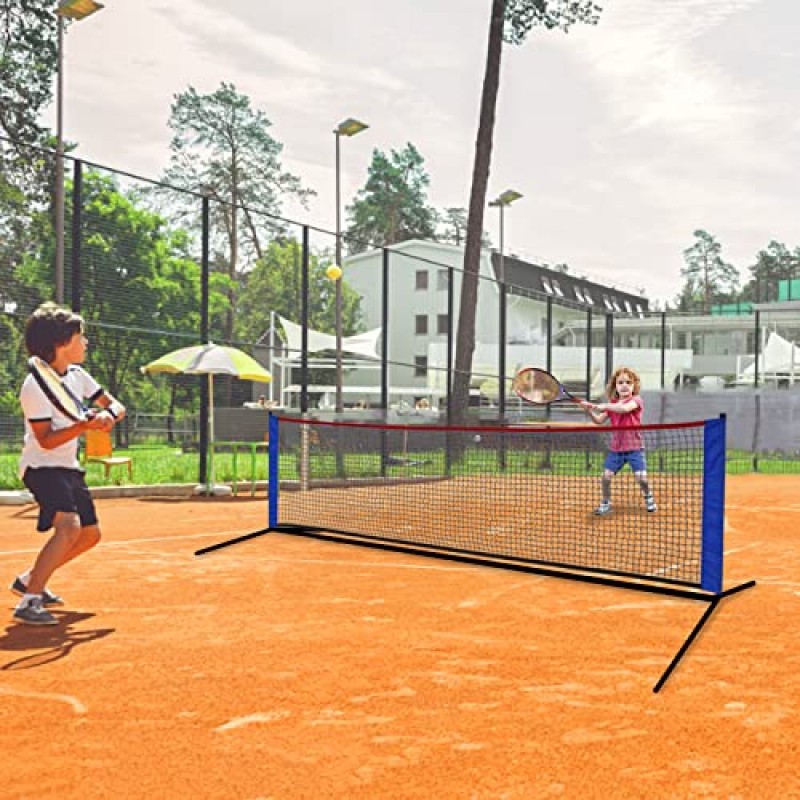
[199, 414, 754, 691]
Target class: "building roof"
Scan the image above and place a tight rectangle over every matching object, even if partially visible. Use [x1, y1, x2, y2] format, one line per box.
[753, 300, 800, 312]
[344, 238, 650, 317]
[493, 252, 649, 315]
[556, 307, 800, 338]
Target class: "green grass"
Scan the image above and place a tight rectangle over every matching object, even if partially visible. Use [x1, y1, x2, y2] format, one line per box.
[2, 444, 800, 491]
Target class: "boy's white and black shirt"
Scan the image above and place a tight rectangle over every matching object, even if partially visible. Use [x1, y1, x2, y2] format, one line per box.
[19, 364, 104, 476]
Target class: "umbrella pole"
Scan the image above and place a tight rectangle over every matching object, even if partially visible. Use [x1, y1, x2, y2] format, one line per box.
[197, 371, 230, 496]
[208, 372, 215, 494]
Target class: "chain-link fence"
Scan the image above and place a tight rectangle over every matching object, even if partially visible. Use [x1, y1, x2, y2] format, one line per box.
[3, 135, 800, 488]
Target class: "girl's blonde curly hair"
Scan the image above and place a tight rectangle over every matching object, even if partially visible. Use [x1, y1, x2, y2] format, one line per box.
[606, 366, 641, 401]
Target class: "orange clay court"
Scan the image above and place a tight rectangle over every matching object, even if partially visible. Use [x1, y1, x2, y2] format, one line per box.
[0, 474, 797, 798]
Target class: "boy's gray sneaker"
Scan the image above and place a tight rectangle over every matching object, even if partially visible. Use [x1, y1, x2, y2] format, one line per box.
[13, 596, 58, 626]
[594, 500, 612, 516]
[645, 494, 657, 513]
[10, 577, 64, 607]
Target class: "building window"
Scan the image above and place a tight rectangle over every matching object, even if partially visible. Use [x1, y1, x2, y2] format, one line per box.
[574, 287, 585, 302]
[415, 270, 428, 290]
[415, 315, 428, 335]
[542, 277, 554, 294]
[437, 268, 449, 291]
[414, 356, 428, 377]
[583, 290, 594, 305]
[437, 314, 449, 335]
[551, 279, 564, 297]
[624, 300, 633, 313]
[602, 295, 614, 311]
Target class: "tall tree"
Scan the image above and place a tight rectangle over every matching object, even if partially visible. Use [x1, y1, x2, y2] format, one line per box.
[0, 310, 26, 414]
[345, 143, 438, 254]
[740, 241, 800, 303]
[15, 170, 233, 407]
[679, 229, 739, 313]
[162, 82, 314, 343]
[0, 0, 58, 143]
[0, 1, 61, 303]
[451, 0, 602, 423]
[437, 206, 492, 248]
[438, 207, 469, 246]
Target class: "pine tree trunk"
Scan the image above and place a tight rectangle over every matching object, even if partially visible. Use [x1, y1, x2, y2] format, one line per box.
[451, 0, 505, 426]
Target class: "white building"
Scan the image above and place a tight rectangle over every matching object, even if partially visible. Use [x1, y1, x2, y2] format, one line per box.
[556, 300, 800, 386]
[342, 240, 666, 401]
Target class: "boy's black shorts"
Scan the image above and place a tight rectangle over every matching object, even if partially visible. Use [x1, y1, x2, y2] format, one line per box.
[22, 467, 98, 532]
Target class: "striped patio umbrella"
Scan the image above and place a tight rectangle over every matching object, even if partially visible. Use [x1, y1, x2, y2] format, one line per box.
[142, 344, 271, 495]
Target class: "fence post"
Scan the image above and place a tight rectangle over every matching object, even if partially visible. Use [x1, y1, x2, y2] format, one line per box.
[446, 267, 454, 422]
[198, 193, 210, 485]
[499, 281, 507, 420]
[753, 310, 761, 388]
[585, 307, 592, 399]
[70, 159, 82, 313]
[545, 296, 553, 374]
[300, 225, 309, 414]
[381, 247, 390, 478]
[445, 265, 454, 477]
[660, 311, 666, 389]
[381, 247, 389, 412]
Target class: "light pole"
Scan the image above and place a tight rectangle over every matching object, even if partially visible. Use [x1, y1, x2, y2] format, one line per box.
[54, 0, 104, 305]
[489, 189, 522, 419]
[333, 117, 368, 413]
[488, 189, 523, 285]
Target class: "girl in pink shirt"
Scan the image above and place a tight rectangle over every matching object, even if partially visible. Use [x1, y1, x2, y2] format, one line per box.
[580, 367, 657, 516]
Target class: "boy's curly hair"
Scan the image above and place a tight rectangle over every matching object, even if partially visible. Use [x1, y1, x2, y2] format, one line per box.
[24, 303, 85, 363]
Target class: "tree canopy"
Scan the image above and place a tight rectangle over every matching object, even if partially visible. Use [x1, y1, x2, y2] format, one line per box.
[677, 229, 739, 313]
[345, 143, 438, 254]
[14, 170, 233, 406]
[235, 238, 363, 345]
[0, 0, 59, 144]
[741, 241, 800, 303]
[162, 82, 314, 341]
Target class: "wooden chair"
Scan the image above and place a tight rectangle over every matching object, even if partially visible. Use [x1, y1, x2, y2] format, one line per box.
[84, 429, 133, 480]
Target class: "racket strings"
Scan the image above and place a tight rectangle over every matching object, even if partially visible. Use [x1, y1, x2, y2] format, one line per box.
[29, 358, 86, 420]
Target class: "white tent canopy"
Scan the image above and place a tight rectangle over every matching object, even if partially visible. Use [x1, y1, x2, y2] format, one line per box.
[279, 316, 381, 361]
[740, 331, 800, 379]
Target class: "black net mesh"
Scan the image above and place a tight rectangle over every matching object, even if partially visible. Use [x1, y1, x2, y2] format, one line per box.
[273, 417, 706, 588]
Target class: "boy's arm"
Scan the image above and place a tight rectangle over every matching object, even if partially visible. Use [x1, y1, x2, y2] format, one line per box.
[28, 415, 110, 450]
[95, 390, 126, 421]
[77, 367, 125, 423]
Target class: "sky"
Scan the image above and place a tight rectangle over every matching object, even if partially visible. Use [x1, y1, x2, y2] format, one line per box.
[50, 0, 800, 305]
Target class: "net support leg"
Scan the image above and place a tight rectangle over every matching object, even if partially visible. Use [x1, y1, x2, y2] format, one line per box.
[653, 580, 756, 693]
[195, 413, 281, 557]
[194, 528, 272, 556]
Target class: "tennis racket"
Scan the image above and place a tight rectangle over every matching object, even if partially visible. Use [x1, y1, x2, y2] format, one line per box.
[512, 367, 583, 406]
[28, 356, 89, 422]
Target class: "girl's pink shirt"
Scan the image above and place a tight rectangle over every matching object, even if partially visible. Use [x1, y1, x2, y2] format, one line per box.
[607, 395, 644, 452]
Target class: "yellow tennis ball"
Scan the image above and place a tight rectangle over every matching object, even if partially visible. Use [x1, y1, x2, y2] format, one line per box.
[326, 264, 343, 281]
